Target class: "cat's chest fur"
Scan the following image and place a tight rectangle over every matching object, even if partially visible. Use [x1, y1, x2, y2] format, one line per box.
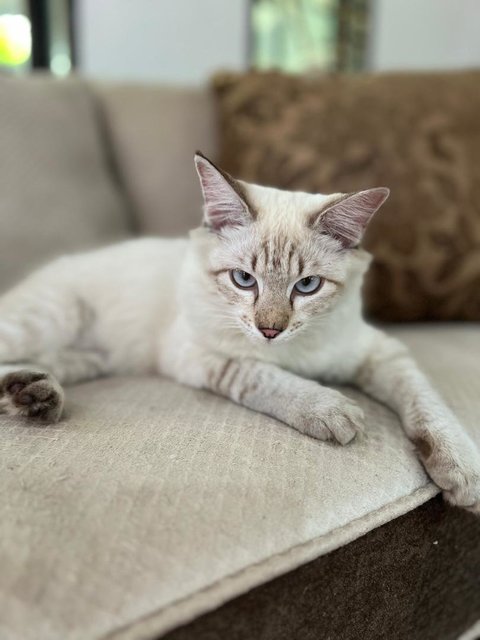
[156, 239, 376, 385]
[205, 320, 372, 383]
[165, 284, 374, 385]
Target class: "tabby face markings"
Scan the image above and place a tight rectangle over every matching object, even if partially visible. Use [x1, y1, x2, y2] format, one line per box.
[194, 152, 387, 345]
[209, 231, 342, 344]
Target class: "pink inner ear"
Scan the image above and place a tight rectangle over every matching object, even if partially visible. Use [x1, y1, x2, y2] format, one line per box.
[320, 188, 390, 248]
[194, 154, 250, 231]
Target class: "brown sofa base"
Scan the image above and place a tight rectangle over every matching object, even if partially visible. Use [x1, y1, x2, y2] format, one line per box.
[164, 497, 480, 640]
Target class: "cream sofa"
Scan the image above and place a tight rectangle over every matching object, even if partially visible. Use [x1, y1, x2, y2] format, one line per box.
[0, 75, 479, 640]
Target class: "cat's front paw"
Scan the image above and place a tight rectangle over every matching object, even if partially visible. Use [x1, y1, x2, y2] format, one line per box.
[292, 388, 364, 445]
[443, 469, 480, 514]
[0, 370, 64, 423]
[414, 427, 480, 514]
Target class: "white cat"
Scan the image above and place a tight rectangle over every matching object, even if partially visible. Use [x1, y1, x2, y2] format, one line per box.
[0, 152, 479, 512]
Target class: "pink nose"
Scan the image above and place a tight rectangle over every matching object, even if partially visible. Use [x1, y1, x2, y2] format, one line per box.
[259, 327, 282, 339]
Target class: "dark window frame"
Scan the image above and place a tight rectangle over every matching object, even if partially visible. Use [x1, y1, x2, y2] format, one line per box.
[28, 0, 76, 70]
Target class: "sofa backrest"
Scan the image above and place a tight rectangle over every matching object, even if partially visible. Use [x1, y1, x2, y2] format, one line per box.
[93, 83, 217, 236]
[0, 74, 217, 293]
[0, 75, 133, 292]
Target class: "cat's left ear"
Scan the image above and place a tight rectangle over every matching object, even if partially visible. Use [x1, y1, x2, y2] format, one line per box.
[194, 152, 254, 232]
[311, 188, 390, 248]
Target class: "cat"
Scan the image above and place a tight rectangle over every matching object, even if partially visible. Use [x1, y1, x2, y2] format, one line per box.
[0, 151, 479, 513]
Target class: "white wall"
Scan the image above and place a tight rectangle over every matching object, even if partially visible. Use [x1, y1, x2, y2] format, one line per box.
[76, 0, 248, 85]
[77, 0, 480, 84]
[370, 0, 480, 71]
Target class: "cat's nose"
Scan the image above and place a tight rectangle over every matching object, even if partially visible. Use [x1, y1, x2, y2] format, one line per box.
[259, 327, 283, 339]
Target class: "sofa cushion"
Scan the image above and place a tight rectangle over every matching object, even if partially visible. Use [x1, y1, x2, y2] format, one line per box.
[0, 325, 478, 639]
[164, 496, 480, 640]
[93, 84, 216, 236]
[212, 70, 480, 322]
[0, 75, 132, 293]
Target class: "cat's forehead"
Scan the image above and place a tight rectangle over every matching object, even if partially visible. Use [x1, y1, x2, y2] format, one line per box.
[217, 224, 343, 281]
[239, 181, 340, 230]
[206, 182, 348, 278]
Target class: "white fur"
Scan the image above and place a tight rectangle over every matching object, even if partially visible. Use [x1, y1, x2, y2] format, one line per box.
[0, 158, 479, 512]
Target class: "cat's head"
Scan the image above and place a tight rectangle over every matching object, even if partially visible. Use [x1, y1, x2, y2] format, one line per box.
[192, 152, 389, 345]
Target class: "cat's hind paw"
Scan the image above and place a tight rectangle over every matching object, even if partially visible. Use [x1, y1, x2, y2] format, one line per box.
[0, 370, 64, 423]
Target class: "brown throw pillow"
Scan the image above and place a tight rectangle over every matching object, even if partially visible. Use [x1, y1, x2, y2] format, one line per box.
[212, 71, 480, 321]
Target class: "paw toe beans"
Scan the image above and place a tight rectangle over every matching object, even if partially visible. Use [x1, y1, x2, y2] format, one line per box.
[6, 382, 27, 396]
[1, 370, 63, 422]
[16, 392, 34, 406]
[4, 370, 46, 393]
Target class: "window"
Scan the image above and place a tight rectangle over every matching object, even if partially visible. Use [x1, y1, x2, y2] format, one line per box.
[0, 0, 74, 75]
[251, 0, 370, 74]
[0, 0, 31, 73]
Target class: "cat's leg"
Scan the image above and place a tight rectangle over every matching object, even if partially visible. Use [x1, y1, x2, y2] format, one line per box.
[168, 350, 364, 445]
[0, 262, 106, 423]
[0, 259, 84, 365]
[352, 330, 480, 512]
[0, 349, 108, 423]
[34, 348, 109, 386]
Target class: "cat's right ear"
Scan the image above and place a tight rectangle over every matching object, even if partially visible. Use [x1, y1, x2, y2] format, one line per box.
[194, 152, 254, 232]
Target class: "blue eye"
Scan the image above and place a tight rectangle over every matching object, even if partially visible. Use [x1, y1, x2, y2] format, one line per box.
[294, 276, 323, 295]
[231, 269, 257, 289]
